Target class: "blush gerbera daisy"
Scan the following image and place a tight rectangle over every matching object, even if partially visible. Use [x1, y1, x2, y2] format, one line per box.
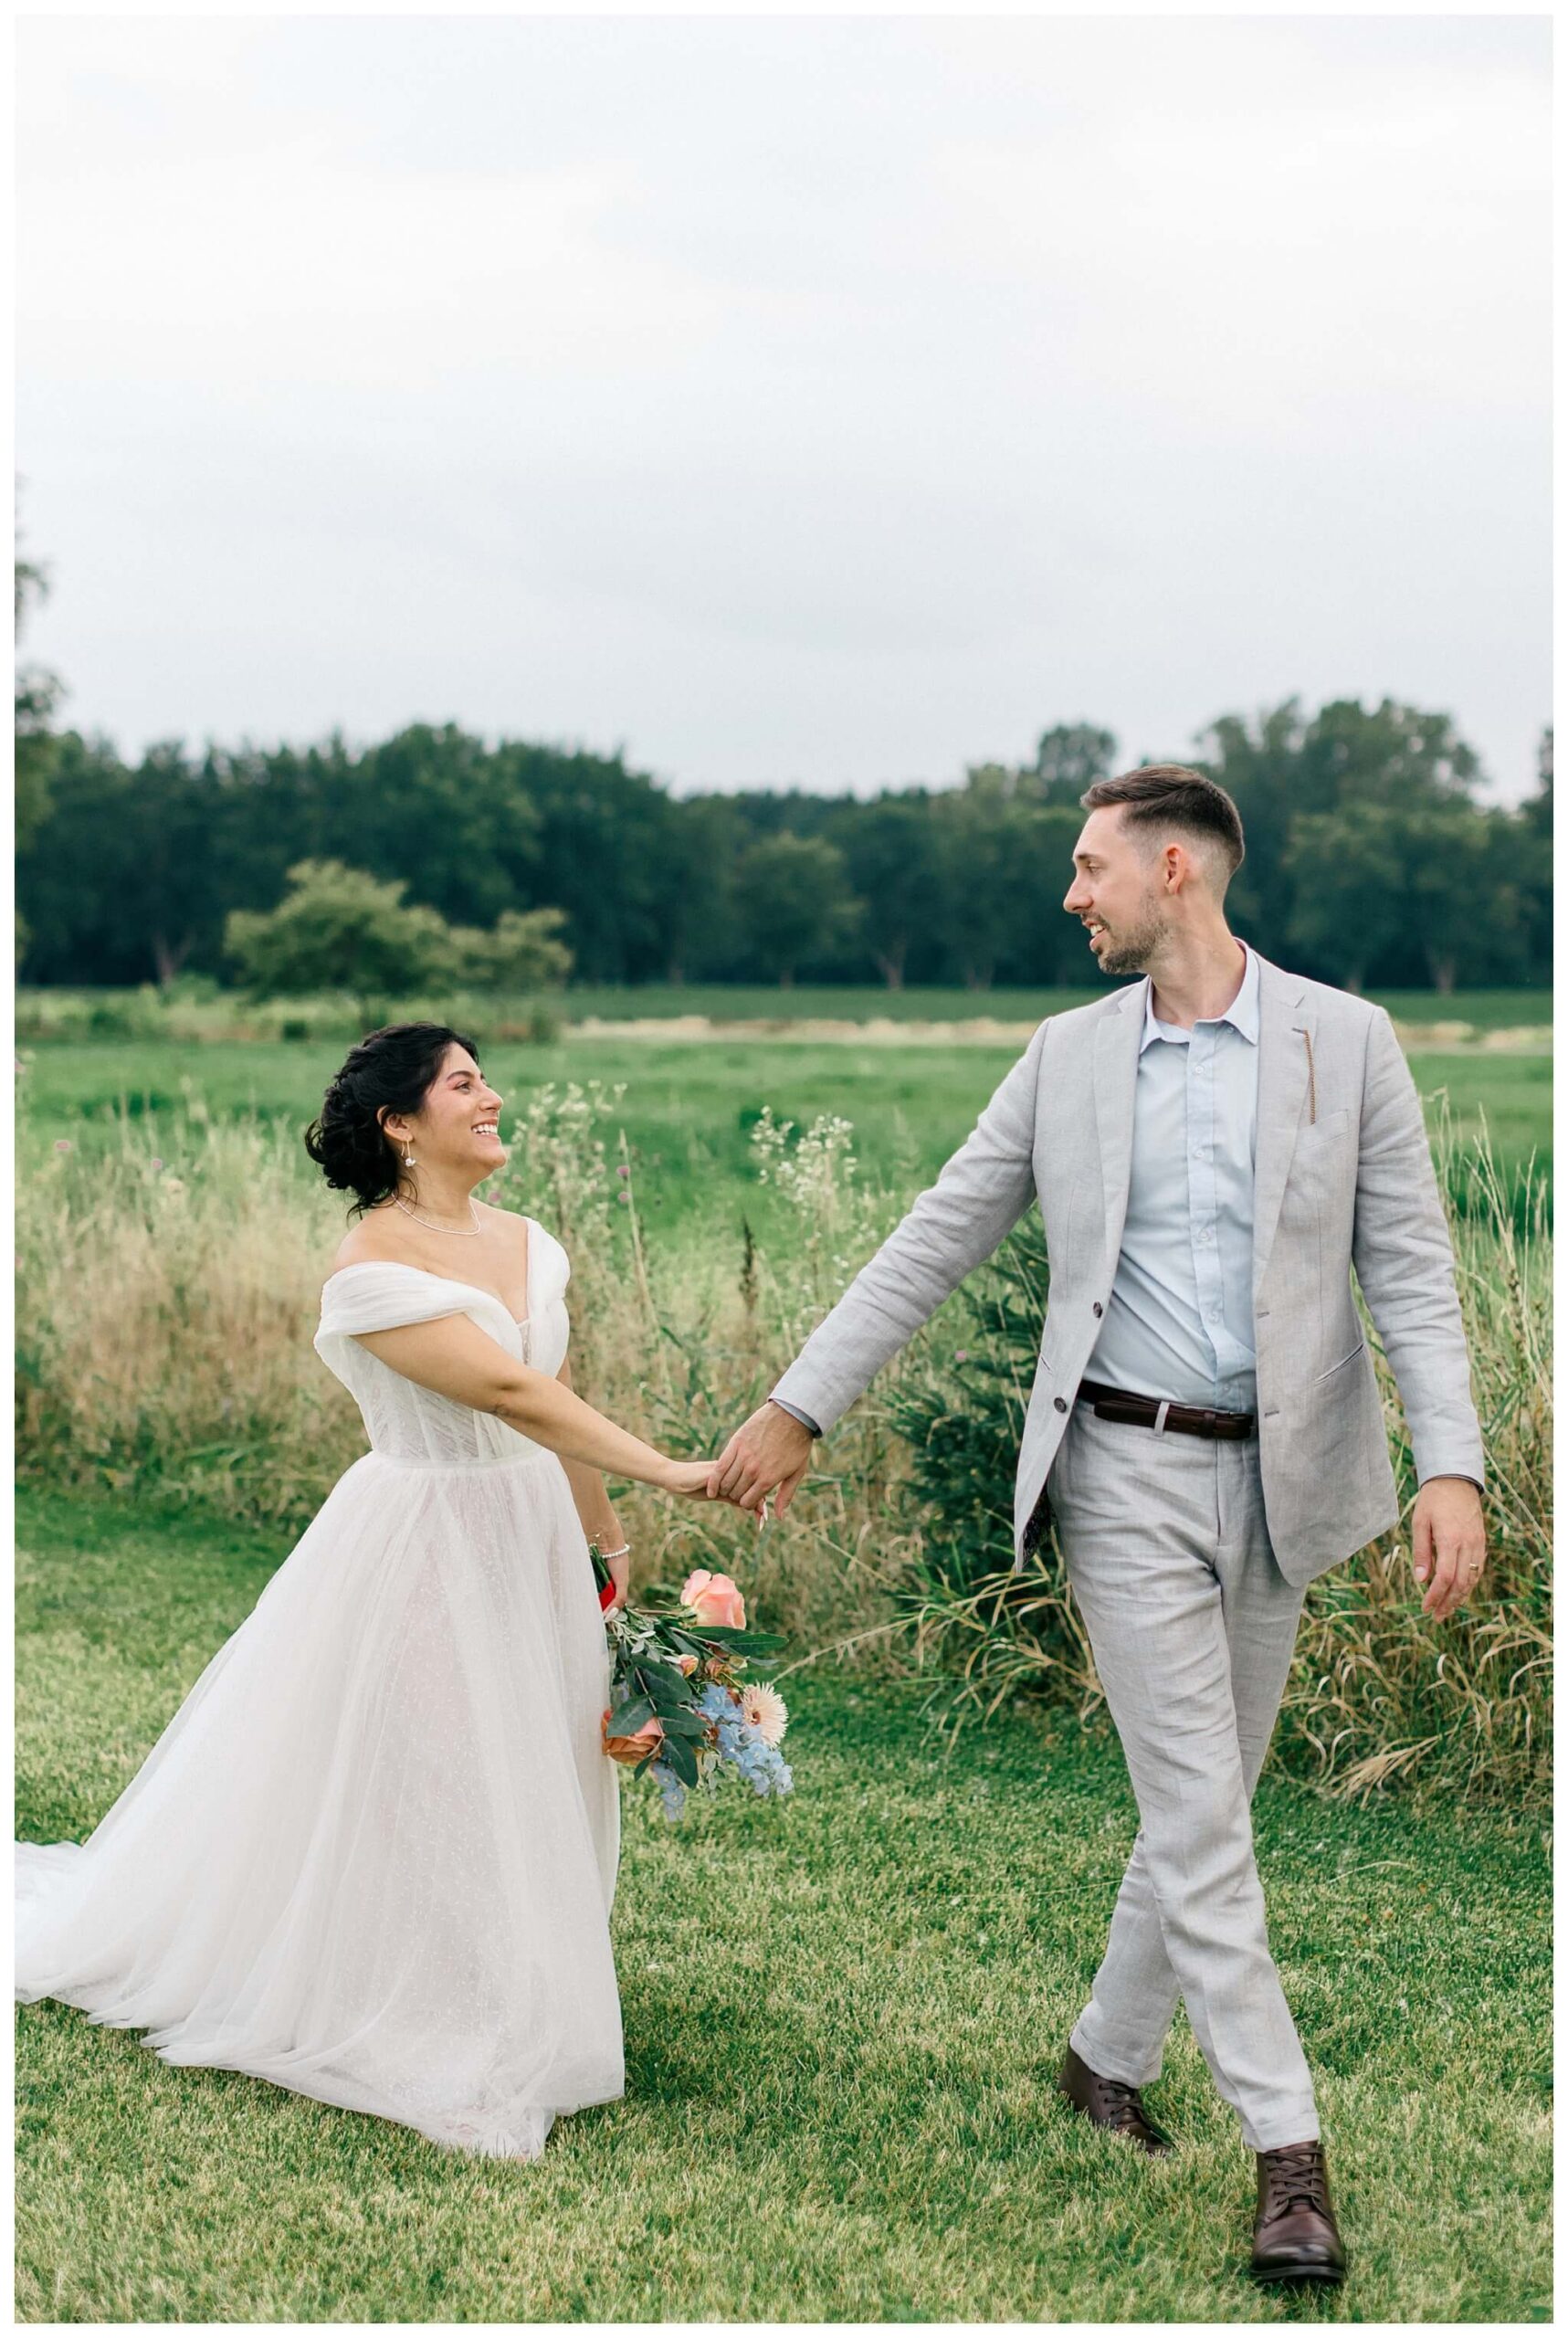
[740, 1683, 789, 1745]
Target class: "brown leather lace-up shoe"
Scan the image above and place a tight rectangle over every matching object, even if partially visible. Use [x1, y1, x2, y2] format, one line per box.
[1056, 2046, 1173, 2155]
[1251, 2140, 1347, 2285]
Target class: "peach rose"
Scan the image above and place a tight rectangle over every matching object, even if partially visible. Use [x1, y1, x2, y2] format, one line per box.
[680, 1568, 746, 1629]
[602, 1708, 665, 1766]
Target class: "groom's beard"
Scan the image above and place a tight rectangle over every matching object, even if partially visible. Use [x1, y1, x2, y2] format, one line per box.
[1095, 892, 1168, 977]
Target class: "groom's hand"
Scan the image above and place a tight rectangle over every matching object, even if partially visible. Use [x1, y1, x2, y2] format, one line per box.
[1411, 1476, 1487, 1621]
[708, 1402, 814, 1517]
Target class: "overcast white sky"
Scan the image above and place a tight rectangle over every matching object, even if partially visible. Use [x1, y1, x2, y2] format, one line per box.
[16, 13, 1552, 803]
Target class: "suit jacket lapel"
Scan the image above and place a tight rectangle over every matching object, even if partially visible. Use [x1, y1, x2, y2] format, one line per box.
[1091, 979, 1146, 1271]
[1251, 952, 1316, 1300]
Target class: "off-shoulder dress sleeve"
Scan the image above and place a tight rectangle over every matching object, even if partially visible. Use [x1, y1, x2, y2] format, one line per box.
[314, 1265, 513, 1389]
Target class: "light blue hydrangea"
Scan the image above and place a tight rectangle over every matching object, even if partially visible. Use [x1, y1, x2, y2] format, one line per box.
[648, 1758, 687, 1821]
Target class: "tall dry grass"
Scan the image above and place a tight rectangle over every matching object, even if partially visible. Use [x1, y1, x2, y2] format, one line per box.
[1275, 1122, 1552, 1802]
[14, 1079, 924, 1658]
[16, 1076, 1550, 1800]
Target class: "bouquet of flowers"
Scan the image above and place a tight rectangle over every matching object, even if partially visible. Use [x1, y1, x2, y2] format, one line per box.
[591, 1546, 795, 1821]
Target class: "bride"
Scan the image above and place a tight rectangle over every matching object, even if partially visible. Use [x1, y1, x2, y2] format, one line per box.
[15, 1021, 734, 2160]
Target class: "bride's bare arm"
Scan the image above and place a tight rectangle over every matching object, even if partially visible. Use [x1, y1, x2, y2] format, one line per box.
[351, 1313, 709, 1494]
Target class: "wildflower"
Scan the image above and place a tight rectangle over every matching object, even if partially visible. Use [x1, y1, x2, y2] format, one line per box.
[53, 1138, 73, 1154]
[617, 1164, 630, 1178]
[954, 1349, 968, 1364]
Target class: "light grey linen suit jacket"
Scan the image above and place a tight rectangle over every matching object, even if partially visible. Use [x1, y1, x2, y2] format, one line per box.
[769, 950, 1485, 1589]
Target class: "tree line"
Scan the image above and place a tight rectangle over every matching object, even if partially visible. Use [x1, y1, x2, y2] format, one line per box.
[15, 562, 1552, 995]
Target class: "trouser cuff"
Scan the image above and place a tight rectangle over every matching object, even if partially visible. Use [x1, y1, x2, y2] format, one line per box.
[1069, 2011, 1164, 2091]
[1243, 2109, 1321, 2154]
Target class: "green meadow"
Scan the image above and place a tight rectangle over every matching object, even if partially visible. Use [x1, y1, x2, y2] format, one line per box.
[17, 1021, 1552, 1242]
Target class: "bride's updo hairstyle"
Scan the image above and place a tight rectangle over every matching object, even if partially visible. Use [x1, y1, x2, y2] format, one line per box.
[304, 1022, 479, 1217]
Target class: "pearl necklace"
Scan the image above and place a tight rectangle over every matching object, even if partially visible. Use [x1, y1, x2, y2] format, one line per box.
[394, 1195, 482, 1237]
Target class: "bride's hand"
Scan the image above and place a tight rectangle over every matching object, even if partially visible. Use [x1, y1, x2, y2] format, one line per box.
[662, 1457, 752, 1505]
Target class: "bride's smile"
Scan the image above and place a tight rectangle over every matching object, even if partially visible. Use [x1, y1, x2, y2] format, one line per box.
[387, 1050, 510, 1184]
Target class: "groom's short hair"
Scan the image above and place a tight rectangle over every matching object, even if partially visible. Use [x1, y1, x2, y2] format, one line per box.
[1081, 764, 1246, 887]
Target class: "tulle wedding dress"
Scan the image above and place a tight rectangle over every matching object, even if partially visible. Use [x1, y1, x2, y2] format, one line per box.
[15, 1217, 625, 2159]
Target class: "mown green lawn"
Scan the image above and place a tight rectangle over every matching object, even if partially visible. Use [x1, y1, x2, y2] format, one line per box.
[16, 981, 1553, 1033]
[16, 1490, 1552, 2323]
[557, 981, 1552, 1031]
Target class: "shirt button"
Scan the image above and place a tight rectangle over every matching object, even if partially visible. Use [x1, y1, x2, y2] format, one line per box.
[1092, 1301, 1104, 1317]
[1053, 1396, 1068, 1413]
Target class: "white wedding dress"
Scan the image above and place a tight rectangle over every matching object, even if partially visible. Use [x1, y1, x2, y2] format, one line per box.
[15, 1217, 624, 2160]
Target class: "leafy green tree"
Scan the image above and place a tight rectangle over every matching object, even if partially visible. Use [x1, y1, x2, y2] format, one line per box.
[449, 907, 573, 992]
[1203, 695, 1494, 972]
[15, 541, 62, 854]
[353, 726, 542, 928]
[1518, 726, 1552, 984]
[831, 794, 946, 987]
[225, 860, 453, 1016]
[644, 795, 749, 983]
[1404, 800, 1524, 994]
[927, 769, 1042, 990]
[730, 832, 860, 985]
[516, 746, 685, 982]
[1286, 797, 1521, 992]
[1300, 698, 1480, 809]
[995, 804, 1092, 984]
[1283, 804, 1410, 992]
[16, 733, 222, 985]
[1026, 722, 1117, 807]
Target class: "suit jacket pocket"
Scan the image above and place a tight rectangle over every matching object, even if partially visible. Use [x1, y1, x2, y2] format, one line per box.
[1296, 1105, 1351, 1148]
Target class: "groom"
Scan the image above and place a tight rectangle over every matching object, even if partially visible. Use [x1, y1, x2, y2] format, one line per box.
[708, 764, 1487, 2286]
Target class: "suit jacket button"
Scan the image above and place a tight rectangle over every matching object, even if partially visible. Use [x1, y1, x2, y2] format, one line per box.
[1053, 1395, 1068, 1413]
[1092, 1301, 1104, 1316]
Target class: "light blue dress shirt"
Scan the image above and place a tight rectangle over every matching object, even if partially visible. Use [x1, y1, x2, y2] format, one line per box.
[771, 943, 1264, 1440]
[1085, 942, 1260, 1411]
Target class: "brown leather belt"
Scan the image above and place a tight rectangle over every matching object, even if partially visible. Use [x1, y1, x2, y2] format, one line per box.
[1076, 1378, 1256, 1440]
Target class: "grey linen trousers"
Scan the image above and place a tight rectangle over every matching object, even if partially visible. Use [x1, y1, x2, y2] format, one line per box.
[1047, 1399, 1320, 2154]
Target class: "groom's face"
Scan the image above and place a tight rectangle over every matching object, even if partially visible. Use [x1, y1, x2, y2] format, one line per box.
[1063, 806, 1167, 976]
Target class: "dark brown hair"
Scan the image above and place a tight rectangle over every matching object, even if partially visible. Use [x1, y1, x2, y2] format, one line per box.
[1081, 763, 1245, 881]
[304, 1022, 478, 1216]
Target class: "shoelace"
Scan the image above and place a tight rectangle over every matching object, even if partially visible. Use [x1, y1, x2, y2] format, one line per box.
[1260, 2145, 1329, 2220]
[1097, 2078, 1151, 2130]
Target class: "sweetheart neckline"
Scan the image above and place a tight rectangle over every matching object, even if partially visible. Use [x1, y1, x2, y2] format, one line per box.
[322, 1217, 538, 1327]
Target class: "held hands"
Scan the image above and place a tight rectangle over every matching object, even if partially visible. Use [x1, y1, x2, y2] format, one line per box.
[706, 1401, 814, 1520]
[1411, 1477, 1487, 1621]
[654, 1402, 813, 1520]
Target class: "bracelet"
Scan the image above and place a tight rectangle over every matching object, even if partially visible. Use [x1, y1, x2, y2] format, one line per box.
[596, 1541, 631, 1563]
